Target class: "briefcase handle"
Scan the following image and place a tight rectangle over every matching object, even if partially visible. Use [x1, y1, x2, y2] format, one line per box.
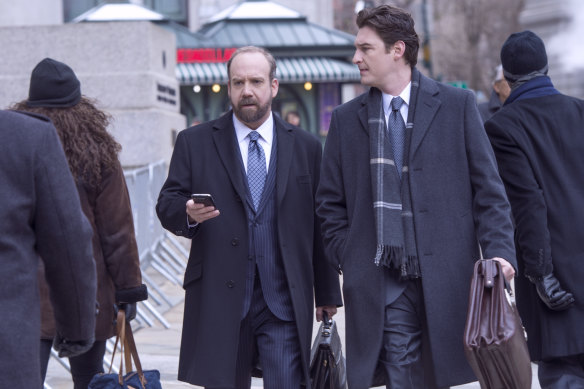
[321, 312, 333, 336]
[478, 258, 513, 293]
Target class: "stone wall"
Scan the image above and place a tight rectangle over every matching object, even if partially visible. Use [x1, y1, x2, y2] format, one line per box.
[0, 21, 186, 167]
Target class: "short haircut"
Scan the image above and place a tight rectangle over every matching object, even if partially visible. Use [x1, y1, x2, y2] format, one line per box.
[356, 5, 420, 68]
[226, 46, 277, 81]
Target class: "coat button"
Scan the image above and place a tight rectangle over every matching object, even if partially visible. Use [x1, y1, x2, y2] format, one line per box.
[226, 280, 235, 288]
[231, 238, 239, 246]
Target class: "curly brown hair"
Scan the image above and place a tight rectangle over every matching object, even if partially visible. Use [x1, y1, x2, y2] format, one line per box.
[11, 96, 121, 189]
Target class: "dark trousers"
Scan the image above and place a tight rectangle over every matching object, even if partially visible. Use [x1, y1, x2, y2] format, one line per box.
[40, 338, 106, 389]
[380, 279, 425, 389]
[538, 353, 584, 389]
[40, 339, 52, 384]
[207, 277, 302, 389]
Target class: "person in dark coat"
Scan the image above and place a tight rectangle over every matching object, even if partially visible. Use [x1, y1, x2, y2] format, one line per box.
[478, 64, 511, 123]
[316, 5, 517, 388]
[0, 109, 97, 388]
[156, 46, 342, 389]
[485, 30, 584, 388]
[12, 57, 148, 389]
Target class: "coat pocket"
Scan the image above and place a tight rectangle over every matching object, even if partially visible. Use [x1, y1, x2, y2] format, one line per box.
[183, 262, 202, 289]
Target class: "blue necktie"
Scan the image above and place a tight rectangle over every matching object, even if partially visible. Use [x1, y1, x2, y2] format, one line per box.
[388, 96, 406, 178]
[247, 131, 266, 210]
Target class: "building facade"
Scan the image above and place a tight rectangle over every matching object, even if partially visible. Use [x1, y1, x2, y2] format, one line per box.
[164, 0, 359, 137]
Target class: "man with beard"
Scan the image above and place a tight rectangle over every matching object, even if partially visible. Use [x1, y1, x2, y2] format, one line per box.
[157, 46, 342, 389]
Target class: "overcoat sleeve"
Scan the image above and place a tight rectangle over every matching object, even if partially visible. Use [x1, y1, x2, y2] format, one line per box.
[463, 93, 516, 267]
[316, 108, 349, 273]
[157, 130, 198, 239]
[94, 161, 147, 303]
[310, 134, 343, 307]
[34, 122, 97, 342]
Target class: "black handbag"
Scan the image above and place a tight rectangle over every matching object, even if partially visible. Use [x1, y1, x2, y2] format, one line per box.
[463, 259, 532, 389]
[89, 310, 162, 389]
[309, 312, 348, 389]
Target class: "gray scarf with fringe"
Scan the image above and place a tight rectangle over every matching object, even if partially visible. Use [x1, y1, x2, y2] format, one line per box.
[368, 69, 421, 279]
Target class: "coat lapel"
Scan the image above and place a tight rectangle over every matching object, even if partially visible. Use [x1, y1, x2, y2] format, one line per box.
[211, 112, 250, 206]
[358, 93, 370, 136]
[275, 116, 294, 207]
[410, 74, 441, 158]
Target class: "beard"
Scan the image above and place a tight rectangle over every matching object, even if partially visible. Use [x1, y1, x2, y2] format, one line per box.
[233, 97, 271, 125]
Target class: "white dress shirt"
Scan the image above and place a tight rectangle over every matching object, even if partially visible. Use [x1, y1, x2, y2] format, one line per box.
[233, 112, 274, 173]
[382, 82, 412, 126]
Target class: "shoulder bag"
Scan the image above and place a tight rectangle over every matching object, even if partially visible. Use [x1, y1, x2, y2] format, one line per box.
[88, 309, 162, 389]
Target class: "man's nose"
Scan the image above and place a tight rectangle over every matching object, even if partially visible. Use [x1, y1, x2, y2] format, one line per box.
[242, 83, 253, 95]
[352, 51, 361, 64]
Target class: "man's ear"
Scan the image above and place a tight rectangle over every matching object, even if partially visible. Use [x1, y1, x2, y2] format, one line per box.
[271, 78, 279, 98]
[393, 41, 406, 59]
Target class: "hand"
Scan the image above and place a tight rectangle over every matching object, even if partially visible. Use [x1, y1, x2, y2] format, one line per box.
[491, 257, 515, 281]
[528, 273, 575, 311]
[316, 306, 337, 322]
[186, 199, 220, 224]
[53, 333, 94, 358]
[116, 302, 137, 322]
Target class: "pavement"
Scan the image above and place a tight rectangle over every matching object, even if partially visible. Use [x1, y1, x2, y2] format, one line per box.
[44, 268, 541, 389]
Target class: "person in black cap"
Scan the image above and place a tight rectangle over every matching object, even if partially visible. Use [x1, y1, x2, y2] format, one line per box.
[485, 30, 584, 388]
[11, 57, 148, 389]
[26, 57, 82, 108]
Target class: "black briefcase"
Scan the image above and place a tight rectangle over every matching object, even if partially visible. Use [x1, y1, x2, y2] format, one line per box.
[309, 312, 348, 389]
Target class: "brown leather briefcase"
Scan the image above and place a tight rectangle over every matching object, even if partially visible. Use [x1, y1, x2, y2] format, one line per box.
[463, 259, 532, 389]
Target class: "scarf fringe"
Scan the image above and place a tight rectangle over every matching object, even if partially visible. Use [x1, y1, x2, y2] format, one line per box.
[374, 244, 421, 279]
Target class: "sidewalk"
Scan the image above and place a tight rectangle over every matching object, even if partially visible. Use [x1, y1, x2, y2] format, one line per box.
[44, 271, 541, 388]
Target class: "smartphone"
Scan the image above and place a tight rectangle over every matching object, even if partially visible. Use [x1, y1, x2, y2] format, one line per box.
[191, 193, 216, 207]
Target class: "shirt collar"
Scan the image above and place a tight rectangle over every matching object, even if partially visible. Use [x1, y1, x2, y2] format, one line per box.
[382, 82, 412, 115]
[233, 112, 274, 145]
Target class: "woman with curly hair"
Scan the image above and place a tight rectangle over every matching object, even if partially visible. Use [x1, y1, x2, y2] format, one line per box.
[12, 58, 148, 389]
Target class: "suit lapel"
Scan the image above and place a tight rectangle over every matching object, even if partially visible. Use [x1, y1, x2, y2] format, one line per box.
[211, 112, 250, 207]
[410, 74, 441, 157]
[275, 117, 294, 207]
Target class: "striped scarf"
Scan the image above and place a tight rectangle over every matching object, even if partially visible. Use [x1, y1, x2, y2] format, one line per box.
[368, 70, 421, 279]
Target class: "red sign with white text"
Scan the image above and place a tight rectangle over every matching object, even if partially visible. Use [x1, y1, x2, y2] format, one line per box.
[177, 48, 237, 63]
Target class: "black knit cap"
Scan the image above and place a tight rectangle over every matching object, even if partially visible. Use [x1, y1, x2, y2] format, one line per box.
[26, 58, 81, 108]
[500, 30, 548, 79]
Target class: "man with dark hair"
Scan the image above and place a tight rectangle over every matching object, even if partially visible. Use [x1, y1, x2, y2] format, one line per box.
[486, 30, 584, 388]
[0, 109, 97, 388]
[316, 5, 516, 388]
[157, 46, 342, 389]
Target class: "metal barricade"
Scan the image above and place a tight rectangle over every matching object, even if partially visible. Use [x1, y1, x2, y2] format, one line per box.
[124, 160, 186, 328]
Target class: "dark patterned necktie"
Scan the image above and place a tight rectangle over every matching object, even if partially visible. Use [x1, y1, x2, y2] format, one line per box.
[247, 131, 266, 210]
[388, 96, 406, 178]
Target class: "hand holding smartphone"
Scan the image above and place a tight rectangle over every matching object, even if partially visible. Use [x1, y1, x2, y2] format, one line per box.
[191, 194, 216, 208]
